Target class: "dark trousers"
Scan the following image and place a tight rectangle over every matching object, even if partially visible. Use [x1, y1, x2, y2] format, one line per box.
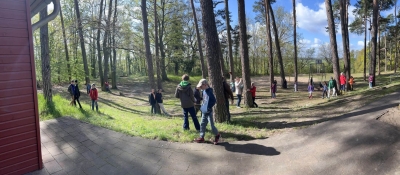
[183, 107, 200, 131]
[322, 90, 328, 98]
[74, 97, 82, 108]
[91, 100, 98, 111]
[151, 103, 157, 114]
[225, 98, 231, 121]
[236, 94, 242, 107]
[252, 97, 258, 107]
[194, 104, 201, 116]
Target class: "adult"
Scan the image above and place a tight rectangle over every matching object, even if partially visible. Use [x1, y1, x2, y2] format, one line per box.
[328, 77, 337, 98]
[68, 80, 75, 106]
[89, 83, 98, 111]
[149, 89, 157, 114]
[175, 74, 200, 131]
[223, 77, 234, 121]
[234, 77, 243, 108]
[194, 87, 202, 115]
[156, 89, 170, 116]
[339, 72, 346, 94]
[74, 80, 82, 108]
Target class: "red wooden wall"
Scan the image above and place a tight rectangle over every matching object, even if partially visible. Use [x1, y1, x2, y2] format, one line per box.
[0, 0, 43, 174]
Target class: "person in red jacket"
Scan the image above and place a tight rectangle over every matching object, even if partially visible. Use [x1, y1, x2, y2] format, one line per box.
[89, 83, 98, 111]
[248, 82, 258, 107]
[339, 72, 346, 94]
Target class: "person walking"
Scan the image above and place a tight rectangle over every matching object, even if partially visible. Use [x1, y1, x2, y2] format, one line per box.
[194, 87, 202, 115]
[349, 76, 354, 91]
[68, 80, 76, 106]
[308, 82, 314, 99]
[175, 74, 200, 131]
[156, 89, 170, 116]
[322, 81, 328, 99]
[328, 77, 337, 98]
[248, 82, 258, 107]
[223, 77, 234, 121]
[74, 80, 82, 108]
[234, 77, 243, 108]
[149, 89, 157, 114]
[194, 79, 221, 145]
[89, 84, 98, 111]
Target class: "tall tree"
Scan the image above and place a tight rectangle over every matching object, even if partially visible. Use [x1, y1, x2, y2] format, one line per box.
[293, 0, 298, 88]
[74, 0, 90, 85]
[142, 0, 156, 88]
[97, 0, 105, 90]
[111, 0, 118, 89]
[40, 8, 52, 102]
[268, 2, 286, 89]
[238, 0, 253, 107]
[264, 0, 274, 96]
[395, 0, 398, 73]
[103, 0, 113, 89]
[370, 0, 378, 86]
[339, 0, 351, 89]
[155, 0, 162, 89]
[190, 0, 207, 78]
[224, 0, 234, 83]
[325, 0, 341, 89]
[59, 8, 71, 82]
[199, 0, 228, 122]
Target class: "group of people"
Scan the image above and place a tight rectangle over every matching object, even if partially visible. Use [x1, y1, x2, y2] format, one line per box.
[308, 73, 357, 99]
[68, 80, 99, 111]
[232, 76, 259, 108]
[148, 89, 170, 116]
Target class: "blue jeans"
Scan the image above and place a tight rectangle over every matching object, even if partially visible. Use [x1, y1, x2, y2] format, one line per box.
[183, 107, 200, 130]
[225, 98, 231, 121]
[369, 82, 372, 88]
[199, 110, 218, 138]
[91, 100, 98, 111]
[236, 94, 242, 107]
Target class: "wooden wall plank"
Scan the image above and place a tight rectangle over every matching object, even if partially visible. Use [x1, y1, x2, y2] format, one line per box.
[0, 72, 32, 81]
[0, 102, 34, 115]
[0, 94, 34, 106]
[6, 165, 39, 175]
[0, 124, 36, 138]
[0, 9, 27, 20]
[0, 152, 37, 169]
[0, 145, 36, 162]
[0, 37, 29, 46]
[0, 46, 29, 55]
[0, 87, 33, 99]
[0, 110, 34, 123]
[0, 1, 26, 11]
[0, 79, 33, 90]
[0, 158, 38, 175]
[0, 28, 29, 38]
[0, 63, 31, 73]
[0, 19, 27, 29]
[0, 55, 31, 63]
[0, 131, 36, 146]
[0, 117, 34, 131]
[0, 138, 36, 154]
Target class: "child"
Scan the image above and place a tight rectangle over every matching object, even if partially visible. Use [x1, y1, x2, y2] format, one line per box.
[322, 81, 328, 99]
[349, 76, 354, 91]
[156, 89, 170, 116]
[194, 79, 220, 145]
[89, 84, 98, 111]
[74, 80, 82, 108]
[149, 89, 157, 114]
[271, 80, 277, 99]
[105, 81, 110, 92]
[308, 82, 314, 99]
[86, 83, 91, 94]
[294, 81, 298, 92]
[369, 74, 374, 88]
[248, 82, 258, 107]
[234, 77, 243, 108]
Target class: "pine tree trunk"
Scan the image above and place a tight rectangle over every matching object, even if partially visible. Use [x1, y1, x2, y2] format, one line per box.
[224, 0, 234, 83]
[325, 0, 341, 89]
[142, 0, 156, 89]
[363, 0, 367, 81]
[59, 9, 71, 82]
[264, 0, 274, 96]
[269, 3, 285, 89]
[40, 8, 52, 102]
[370, 0, 378, 86]
[97, 0, 105, 90]
[74, 0, 90, 85]
[199, 0, 228, 123]
[190, 0, 207, 78]
[378, 17, 381, 75]
[111, 0, 118, 89]
[238, 0, 253, 107]
[155, 0, 162, 89]
[103, 0, 113, 90]
[292, 0, 298, 87]
[339, 0, 350, 90]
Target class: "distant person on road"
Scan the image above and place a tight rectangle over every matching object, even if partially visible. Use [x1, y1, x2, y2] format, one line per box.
[223, 76, 234, 121]
[149, 89, 157, 114]
[369, 74, 374, 88]
[194, 87, 202, 115]
[234, 77, 243, 108]
[89, 84, 98, 111]
[322, 81, 328, 99]
[194, 79, 220, 145]
[328, 77, 337, 98]
[68, 80, 76, 106]
[74, 80, 82, 108]
[175, 74, 200, 131]
[340, 72, 346, 94]
[248, 82, 258, 107]
[156, 89, 170, 116]
[349, 76, 354, 91]
[308, 82, 314, 99]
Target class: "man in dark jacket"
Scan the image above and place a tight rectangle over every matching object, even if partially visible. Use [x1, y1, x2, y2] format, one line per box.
[68, 80, 76, 106]
[74, 80, 82, 108]
[175, 74, 200, 131]
[149, 89, 157, 114]
[223, 77, 234, 121]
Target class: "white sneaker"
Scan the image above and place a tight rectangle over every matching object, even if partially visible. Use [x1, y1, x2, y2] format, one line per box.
[236, 106, 241, 108]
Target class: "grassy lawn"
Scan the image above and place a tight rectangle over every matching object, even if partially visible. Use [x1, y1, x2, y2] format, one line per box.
[39, 72, 400, 143]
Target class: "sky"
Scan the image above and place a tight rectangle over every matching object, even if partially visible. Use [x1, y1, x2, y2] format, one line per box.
[218, 0, 397, 52]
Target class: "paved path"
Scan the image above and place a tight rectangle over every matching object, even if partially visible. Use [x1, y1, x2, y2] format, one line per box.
[28, 92, 400, 175]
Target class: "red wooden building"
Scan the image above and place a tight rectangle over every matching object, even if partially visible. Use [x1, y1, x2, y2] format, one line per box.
[0, 0, 59, 174]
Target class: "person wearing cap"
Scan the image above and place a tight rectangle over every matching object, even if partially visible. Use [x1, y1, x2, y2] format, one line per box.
[89, 83, 98, 111]
[175, 74, 200, 131]
[194, 79, 220, 145]
[68, 80, 76, 106]
[328, 77, 337, 98]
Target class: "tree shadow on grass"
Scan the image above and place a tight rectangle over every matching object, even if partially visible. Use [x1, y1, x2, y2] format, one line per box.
[218, 142, 280, 156]
[98, 97, 145, 114]
[78, 108, 114, 120]
[41, 101, 62, 117]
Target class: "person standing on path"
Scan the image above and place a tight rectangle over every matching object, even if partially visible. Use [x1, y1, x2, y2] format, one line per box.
[194, 79, 220, 145]
[149, 89, 157, 114]
[234, 77, 243, 108]
[156, 89, 170, 116]
[175, 74, 200, 131]
[340, 72, 346, 94]
[248, 82, 258, 107]
[194, 87, 202, 115]
[89, 84, 98, 111]
[328, 77, 337, 98]
[74, 80, 82, 108]
[68, 80, 76, 106]
[223, 77, 234, 121]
